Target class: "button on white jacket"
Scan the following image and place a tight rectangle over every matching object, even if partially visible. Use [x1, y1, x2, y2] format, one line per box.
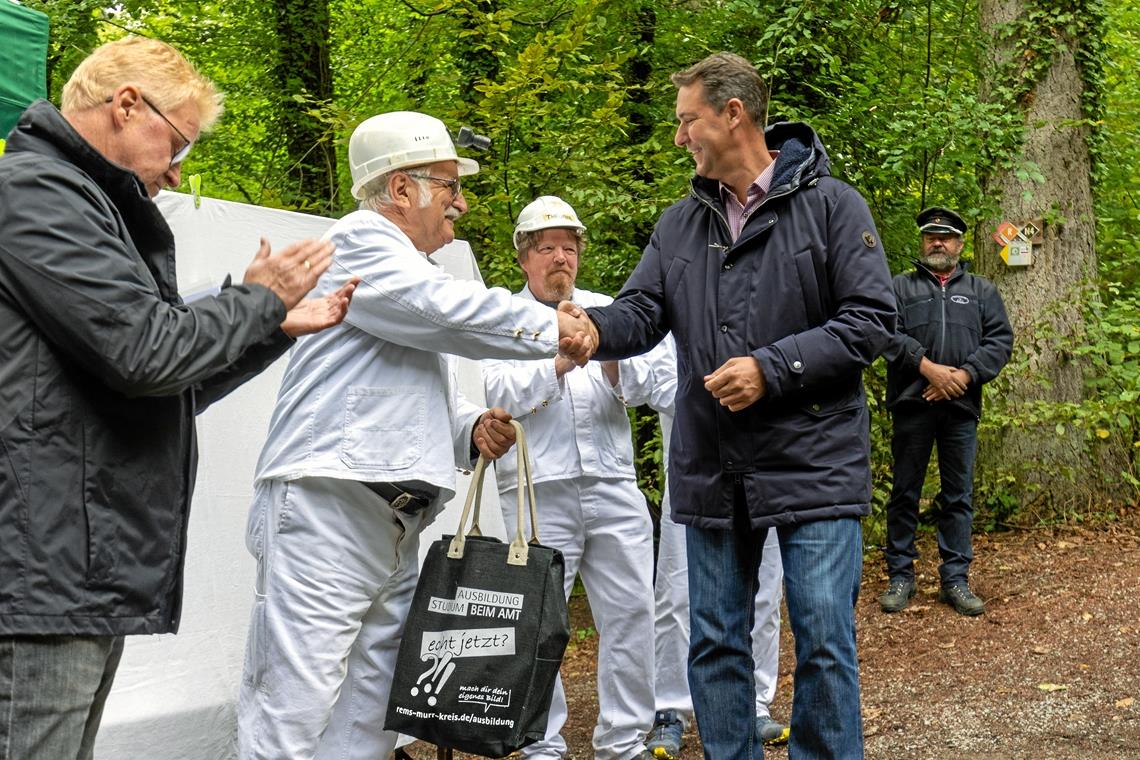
[483, 287, 677, 489]
[255, 211, 560, 505]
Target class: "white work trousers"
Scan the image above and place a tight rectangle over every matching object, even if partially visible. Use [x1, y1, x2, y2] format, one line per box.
[653, 489, 784, 726]
[237, 477, 428, 760]
[500, 476, 656, 760]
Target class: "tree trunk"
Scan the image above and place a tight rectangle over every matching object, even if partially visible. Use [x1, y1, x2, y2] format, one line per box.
[976, 0, 1123, 511]
[272, 0, 336, 212]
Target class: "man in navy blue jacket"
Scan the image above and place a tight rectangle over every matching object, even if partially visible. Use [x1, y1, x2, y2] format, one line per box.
[879, 207, 1013, 617]
[567, 52, 895, 760]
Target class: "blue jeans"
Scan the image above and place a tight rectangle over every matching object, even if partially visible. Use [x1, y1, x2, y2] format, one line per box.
[885, 405, 979, 586]
[0, 635, 124, 760]
[686, 508, 863, 760]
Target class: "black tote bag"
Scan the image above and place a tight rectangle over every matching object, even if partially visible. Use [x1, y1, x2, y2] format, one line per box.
[385, 421, 570, 757]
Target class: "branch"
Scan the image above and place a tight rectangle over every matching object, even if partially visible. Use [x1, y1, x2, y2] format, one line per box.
[510, 7, 574, 28]
[398, 0, 453, 17]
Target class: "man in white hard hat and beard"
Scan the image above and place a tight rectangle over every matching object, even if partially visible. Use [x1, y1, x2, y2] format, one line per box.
[237, 117, 594, 760]
[483, 196, 676, 760]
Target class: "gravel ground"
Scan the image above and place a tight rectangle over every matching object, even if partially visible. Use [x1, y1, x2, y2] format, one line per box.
[400, 509, 1140, 759]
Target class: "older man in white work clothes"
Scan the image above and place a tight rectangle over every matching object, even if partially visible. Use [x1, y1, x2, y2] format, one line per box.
[237, 117, 593, 760]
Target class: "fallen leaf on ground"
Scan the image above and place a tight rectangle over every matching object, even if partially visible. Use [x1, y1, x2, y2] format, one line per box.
[1116, 697, 1134, 709]
[1038, 683, 1069, 692]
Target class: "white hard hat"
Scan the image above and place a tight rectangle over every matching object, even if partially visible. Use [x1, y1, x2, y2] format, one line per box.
[513, 196, 586, 250]
[349, 111, 479, 200]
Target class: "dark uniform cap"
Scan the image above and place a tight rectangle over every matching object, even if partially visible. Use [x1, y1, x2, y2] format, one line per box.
[916, 206, 966, 236]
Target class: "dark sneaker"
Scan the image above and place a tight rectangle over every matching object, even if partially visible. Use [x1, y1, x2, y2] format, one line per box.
[940, 583, 985, 615]
[646, 709, 684, 759]
[757, 714, 790, 746]
[878, 577, 916, 613]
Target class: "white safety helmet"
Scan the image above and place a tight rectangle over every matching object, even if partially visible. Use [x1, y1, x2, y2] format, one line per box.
[512, 196, 586, 250]
[349, 111, 479, 200]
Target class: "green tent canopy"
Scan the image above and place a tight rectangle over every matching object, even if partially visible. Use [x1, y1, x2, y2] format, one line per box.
[0, 0, 49, 138]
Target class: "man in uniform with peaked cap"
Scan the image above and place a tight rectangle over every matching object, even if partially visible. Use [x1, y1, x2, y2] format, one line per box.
[879, 205, 1013, 616]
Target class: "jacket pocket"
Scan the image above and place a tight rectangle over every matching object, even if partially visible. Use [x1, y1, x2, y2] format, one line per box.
[340, 386, 425, 470]
[902, 296, 938, 331]
[799, 386, 866, 419]
[0, 438, 27, 604]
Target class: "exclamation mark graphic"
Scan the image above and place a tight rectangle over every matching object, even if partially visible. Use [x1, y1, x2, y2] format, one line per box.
[427, 660, 456, 707]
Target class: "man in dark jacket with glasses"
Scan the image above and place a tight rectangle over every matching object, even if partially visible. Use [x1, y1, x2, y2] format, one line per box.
[0, 36, 352, 759]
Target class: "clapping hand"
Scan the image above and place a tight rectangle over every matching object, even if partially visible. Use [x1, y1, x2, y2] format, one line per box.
[243, 237, 336, 310]
[281, 277, 361, 338]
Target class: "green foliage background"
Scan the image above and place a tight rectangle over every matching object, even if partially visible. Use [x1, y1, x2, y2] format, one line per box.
[18, 0, 1139, 540]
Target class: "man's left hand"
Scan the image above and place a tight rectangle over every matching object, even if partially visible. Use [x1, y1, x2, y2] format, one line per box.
[704, 356, 766, 412]
[473, 407, 517, 460]
[281, 277, 361, 338]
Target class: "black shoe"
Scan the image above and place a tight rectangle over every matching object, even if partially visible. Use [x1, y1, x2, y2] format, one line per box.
[878, 577, 916, 613]
[939, 583, 985, 616]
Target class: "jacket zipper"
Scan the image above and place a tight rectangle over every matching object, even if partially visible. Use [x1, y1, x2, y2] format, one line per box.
[939, 280, 947, 357]
[693, 191, 732, 240]
[915, 261, 961, 361]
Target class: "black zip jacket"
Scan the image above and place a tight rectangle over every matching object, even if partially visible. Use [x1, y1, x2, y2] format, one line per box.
[587, 122, 895, 529]
[883, 261, 1013, 419]
[0, 101, 293, 635]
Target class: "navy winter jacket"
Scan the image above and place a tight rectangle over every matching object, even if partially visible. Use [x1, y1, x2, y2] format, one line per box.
[587, 122, 896, 529]
[884, 261, 1013, 419]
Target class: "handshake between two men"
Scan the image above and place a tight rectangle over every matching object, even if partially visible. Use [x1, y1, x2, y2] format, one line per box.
[555, 300, 598, 366]
[554, 300, 769, 413]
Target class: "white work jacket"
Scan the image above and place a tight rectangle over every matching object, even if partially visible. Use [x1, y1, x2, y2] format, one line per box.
[482, 287, 676, 490]
[255, 211, 560, 507]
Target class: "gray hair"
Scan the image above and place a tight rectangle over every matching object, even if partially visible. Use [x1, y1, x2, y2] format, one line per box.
[359, 171, 434, 213]
[670, 52, 768, 128]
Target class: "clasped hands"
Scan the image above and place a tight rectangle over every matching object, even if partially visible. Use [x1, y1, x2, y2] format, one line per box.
[919, 357, 971, 402]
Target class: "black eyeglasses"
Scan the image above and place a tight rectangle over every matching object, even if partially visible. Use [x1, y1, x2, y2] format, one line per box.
[107, 93, 193, 166]
[405, 173, 462, 200]
[141, 94, 193, 166]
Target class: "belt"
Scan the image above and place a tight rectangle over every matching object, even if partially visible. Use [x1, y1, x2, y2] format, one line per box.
[367, 482, 436, 514]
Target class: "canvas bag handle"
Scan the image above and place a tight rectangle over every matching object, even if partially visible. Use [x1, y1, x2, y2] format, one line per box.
[448, 419, 540, 566]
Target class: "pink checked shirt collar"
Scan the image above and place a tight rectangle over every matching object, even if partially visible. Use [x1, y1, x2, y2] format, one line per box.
[719, 151, 779, 243]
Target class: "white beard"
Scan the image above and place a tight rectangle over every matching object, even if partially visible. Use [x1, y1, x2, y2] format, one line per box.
[921, 253, 958, 273]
